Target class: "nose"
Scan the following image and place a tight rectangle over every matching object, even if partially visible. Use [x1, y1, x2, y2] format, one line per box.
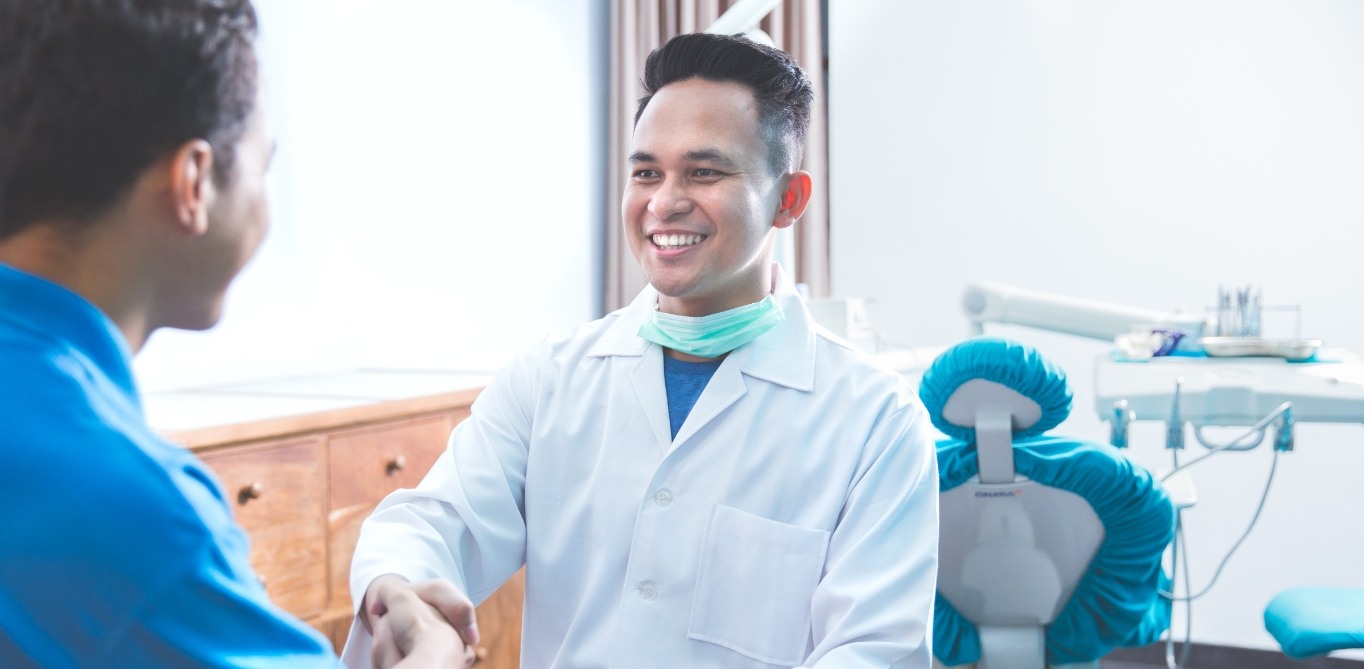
[647, 178, 692, 220]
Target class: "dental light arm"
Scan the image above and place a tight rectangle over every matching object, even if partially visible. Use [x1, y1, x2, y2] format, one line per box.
[962, 281, 1207, 342]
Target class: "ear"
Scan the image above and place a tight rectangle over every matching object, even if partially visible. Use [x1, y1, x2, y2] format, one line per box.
[168, 139, 215, 236]
[772, 170, 812, 230]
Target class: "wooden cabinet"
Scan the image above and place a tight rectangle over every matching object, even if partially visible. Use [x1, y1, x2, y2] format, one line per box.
[322, 413, 454, 633]
[200, 437, 328, 619]
[168, 388, 522, 668]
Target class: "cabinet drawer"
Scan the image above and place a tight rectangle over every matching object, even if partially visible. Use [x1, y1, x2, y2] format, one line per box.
[327, 503, 373, 611]
[328, 415, 451, 510]
[200, 438, 328, 617]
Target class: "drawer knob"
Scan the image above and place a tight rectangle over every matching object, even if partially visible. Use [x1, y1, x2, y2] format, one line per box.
[237, 481, 264, 504]
[386, 454, 407, 474]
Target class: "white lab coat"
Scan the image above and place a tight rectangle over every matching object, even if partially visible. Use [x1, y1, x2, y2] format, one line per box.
[343, 266, 939, 668]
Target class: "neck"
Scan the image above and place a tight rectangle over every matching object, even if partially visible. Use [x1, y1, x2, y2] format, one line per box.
[656, 267, 776, 318]
[663, 348, 726, 362]
[0, 222, 154, 352]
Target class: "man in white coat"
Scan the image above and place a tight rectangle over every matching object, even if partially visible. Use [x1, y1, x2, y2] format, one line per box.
[345, 32, 939, 668]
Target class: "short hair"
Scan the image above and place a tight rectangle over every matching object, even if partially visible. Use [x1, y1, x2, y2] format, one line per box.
[0, 0, 260, 238]
[635, 32, 814, 175]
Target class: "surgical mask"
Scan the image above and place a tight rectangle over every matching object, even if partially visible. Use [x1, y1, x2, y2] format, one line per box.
[637, 294, 784, 358]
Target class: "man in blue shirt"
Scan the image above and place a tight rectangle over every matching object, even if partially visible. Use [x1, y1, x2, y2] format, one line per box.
[0, 1, 467, 666]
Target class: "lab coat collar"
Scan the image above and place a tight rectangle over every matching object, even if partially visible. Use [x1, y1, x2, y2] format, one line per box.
[588, 263, 816, 393]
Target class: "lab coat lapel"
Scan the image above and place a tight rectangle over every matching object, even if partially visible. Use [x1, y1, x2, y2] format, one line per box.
[669, 265, 816, 450]
[668, 359, 746, 452]
[628, 346, 675, 454]
[589, 284, 675, 453]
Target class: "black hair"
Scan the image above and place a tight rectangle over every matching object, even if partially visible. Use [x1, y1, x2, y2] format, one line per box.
[635, 32, 813, 175]
[0, 0, 259, 238]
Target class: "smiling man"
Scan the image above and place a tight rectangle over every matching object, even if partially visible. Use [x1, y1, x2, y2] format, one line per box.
[347, 32, 939, 668]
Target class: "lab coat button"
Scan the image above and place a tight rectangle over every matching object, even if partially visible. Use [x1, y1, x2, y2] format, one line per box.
[654, 489, 673, 507]
[639, 584, 657, 601]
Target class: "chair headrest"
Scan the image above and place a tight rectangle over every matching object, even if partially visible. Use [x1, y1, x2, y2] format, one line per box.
[919, 337, 1073, 442]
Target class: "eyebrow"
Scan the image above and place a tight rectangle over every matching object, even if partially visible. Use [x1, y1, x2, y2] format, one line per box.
[684, 149, 740, 169]
[628, 149, 741, 170]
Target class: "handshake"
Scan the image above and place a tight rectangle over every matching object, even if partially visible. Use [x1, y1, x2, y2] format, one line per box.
[360, 575, 481, 669]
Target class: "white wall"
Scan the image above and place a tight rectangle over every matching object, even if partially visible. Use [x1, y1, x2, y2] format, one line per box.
[831, 0, 1364, 653]
[135, 0, 608, 392]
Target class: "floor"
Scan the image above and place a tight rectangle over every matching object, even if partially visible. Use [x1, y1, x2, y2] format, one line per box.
[1103, 643, 1364, 668]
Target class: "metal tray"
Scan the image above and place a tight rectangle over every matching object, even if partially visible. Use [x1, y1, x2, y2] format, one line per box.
[1199, 337, 1322, 361]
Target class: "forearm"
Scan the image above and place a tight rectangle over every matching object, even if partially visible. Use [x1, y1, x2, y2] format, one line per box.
[350, 362, 536, 609]
[350, 503, 467, 619]
[805, 406, 940, 666]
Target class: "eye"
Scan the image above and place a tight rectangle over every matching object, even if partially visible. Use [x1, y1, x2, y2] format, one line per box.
[632, 169, 660, 181]
[692, 168, 724, 180]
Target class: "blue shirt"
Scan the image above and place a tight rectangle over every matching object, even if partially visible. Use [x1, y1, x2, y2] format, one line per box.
[0, 263, 339, 668]
[662, 355, 723, 439]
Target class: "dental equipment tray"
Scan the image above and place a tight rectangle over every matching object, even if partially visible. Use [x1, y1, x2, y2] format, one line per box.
[1199, 337, 1322, 361]
[1094, 351, 1364, 425]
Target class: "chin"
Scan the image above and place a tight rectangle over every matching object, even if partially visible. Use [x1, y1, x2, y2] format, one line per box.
[648, 282, 699, 302]
[195, 307, 227, 331]
[643, 268, 700, 297]
[167, 302, 226, 332]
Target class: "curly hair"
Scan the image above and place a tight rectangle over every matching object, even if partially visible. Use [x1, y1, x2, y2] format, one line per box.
[0, 0, 259, 237]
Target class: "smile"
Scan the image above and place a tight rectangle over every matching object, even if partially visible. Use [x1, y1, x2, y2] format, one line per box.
[651, 233, 706, 249]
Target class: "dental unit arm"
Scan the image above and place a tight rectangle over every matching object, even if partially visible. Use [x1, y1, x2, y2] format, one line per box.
[962, 281, 1208, 343]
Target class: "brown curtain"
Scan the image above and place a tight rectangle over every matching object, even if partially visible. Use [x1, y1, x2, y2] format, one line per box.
[605, 0, 830, 313]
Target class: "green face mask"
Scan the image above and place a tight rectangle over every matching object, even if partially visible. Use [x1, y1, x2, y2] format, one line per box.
[637, 294, 785, 358]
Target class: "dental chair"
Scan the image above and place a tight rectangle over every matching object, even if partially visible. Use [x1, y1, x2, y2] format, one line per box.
[1264, 587, 1364, 660]
[919, 338, 1175, 669]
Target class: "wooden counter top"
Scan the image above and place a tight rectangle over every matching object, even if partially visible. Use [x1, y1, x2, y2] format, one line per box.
[147, 368, 492, 450]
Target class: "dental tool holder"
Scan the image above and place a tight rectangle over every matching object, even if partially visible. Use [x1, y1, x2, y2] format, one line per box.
[1170, 402, 1295, 453]
[1109, 400, 1135, 449]
[1216, 285, 1262, 338]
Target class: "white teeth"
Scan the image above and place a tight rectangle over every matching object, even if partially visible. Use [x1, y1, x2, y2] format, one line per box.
[652, 233, 705, 248]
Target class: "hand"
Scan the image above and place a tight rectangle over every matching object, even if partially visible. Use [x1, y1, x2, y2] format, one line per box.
[364, 575, 481, 668]
[372, 588, 472, 668]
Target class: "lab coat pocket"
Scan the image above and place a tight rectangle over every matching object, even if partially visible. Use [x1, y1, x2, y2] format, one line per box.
[688, 504, 830, 666]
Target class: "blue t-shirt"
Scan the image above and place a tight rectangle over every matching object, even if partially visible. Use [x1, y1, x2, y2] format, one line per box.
[662, 355, 724, 439]
[0, 264, 339, 668]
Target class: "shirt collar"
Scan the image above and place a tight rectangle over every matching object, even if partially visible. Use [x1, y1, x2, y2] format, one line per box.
[589, 263, 816, 392]
[0, 262, 141, 404]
